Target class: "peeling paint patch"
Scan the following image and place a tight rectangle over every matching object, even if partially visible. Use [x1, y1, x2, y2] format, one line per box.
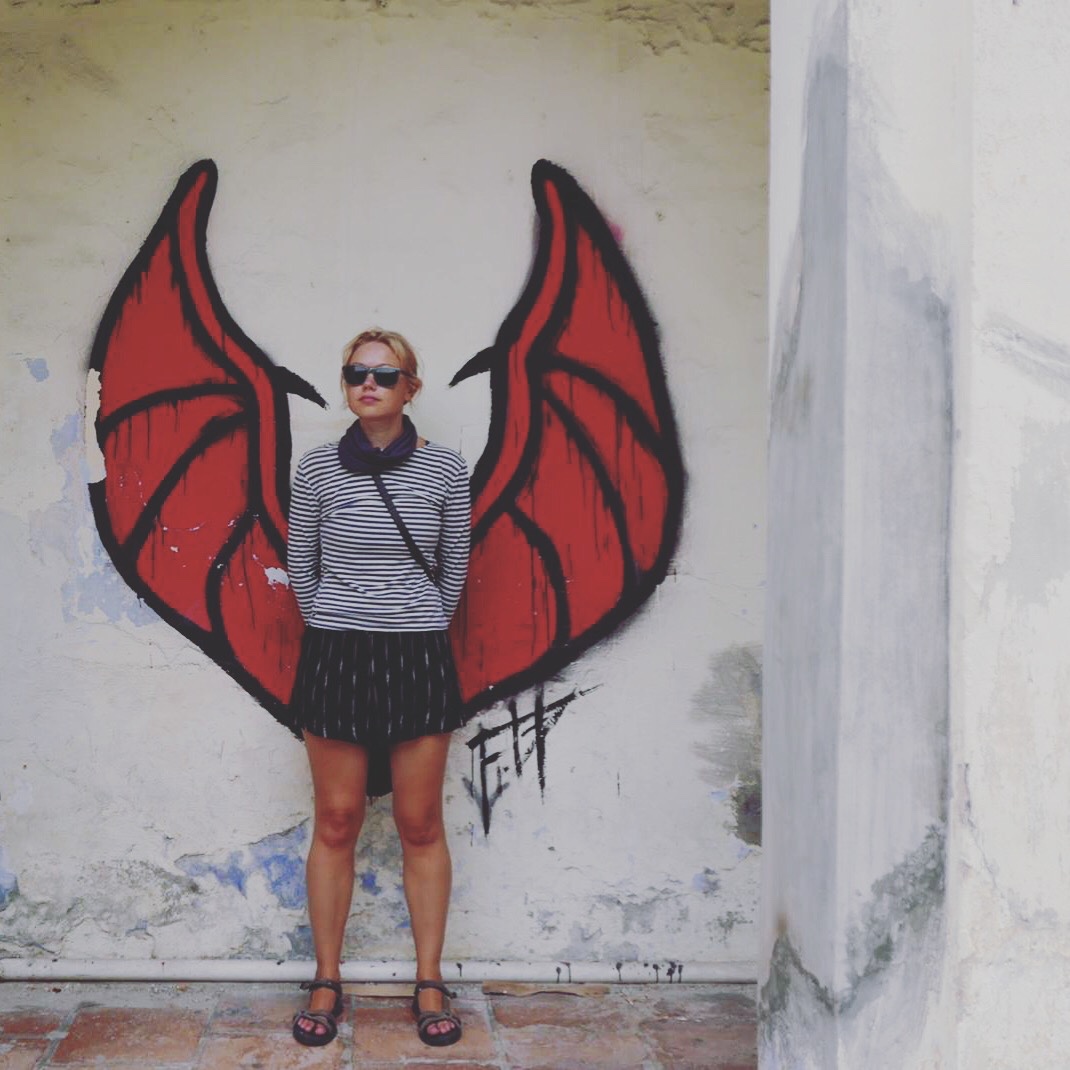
[24, 357, 48, 381]
[715, 910, 749, 941]
[617, 898, 657, 935]
[177, 821, 309, 909]
[285, 925, 313, 958]
[84, 367, 106, 483]
[592, 892, 682, 939]
[28, 407, 155, 625]
[248, 826, 309, 909]
[557, 918, 605, 959]
[51, 410, 82, 455]
[334, 809, 413, 956]
[0, 845, 19, 908]
[62, 541, 161, 625]
[535, 908, 561, 935]
[0, 858, 200, 958]
[603, 0, 770, 55]
[177, 852, 247, 896]
[692, 868, 721, 894]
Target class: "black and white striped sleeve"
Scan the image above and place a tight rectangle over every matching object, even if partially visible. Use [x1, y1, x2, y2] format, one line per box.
[436, 455, 471, 621]
[286, 457, 321, 622]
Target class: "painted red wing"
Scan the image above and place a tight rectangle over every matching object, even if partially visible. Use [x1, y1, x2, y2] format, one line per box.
[89, 161, 324, 729]
[449, 161, 685, 710]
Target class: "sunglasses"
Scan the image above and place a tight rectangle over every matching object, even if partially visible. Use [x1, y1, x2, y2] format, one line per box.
[341, 364, 409, 389]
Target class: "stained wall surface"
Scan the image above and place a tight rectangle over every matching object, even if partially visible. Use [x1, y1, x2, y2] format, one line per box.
[762, 0, 958, 1061]
[952, 1, 1070, 1063]
[763, 1, 1070, 1066]
[0, 0, 768, 972]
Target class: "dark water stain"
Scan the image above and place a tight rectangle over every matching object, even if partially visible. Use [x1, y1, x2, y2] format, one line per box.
[762, 928, 836, 1023]
[762, 824, 946, 1041]
[691, 644, 762, 844]
[844, 824, 945, 991]
[732, 774, 762, 846]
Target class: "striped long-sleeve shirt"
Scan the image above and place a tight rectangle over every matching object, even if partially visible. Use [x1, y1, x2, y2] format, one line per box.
[286, 440, 471, 631]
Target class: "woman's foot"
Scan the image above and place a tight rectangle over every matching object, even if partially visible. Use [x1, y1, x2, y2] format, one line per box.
[411, 980, 462, 1046]
[292, 978, 344, 1047]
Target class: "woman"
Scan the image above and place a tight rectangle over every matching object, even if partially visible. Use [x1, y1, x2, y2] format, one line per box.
[286, 328, 471, 1048]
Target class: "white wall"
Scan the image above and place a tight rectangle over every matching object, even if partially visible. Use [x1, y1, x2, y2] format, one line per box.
[0, 0, 768, 972]
[951, 1, 1070, 1063]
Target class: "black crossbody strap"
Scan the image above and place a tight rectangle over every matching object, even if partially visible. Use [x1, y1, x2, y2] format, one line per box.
[371, 473, 438, 586]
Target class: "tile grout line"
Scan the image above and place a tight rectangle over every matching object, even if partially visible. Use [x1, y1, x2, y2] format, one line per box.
[36, 998, 82, 1068]
[186, 985, 222, 1070]
[481, 989, 512, 1070]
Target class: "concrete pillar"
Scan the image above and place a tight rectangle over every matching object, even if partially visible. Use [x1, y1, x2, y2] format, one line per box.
[763, 1, 1070, 1065]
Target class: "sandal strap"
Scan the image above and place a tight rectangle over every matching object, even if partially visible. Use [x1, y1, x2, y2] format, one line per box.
[300, 978, 343, 996]
[417, 1009, 460, 1027]
[293, 1010, 336, 1027]
[413, 979, 456, 999]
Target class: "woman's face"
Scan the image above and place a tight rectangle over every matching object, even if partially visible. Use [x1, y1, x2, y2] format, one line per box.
[344, 340, 415, 421]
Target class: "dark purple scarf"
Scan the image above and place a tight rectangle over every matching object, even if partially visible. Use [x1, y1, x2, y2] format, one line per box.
[337, 416, 418, 475]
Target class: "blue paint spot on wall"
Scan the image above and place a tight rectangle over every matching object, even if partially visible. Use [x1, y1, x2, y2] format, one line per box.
[176, 822, 310, 909]
[178, 852, 248, 896]
[358, 870, 382, 896]
[50, 412, 81, 455]
[0, 845, 19, 908]
[692, 868, 721, 894]
[250, 827, 309, 909]
[24, 357, 49, 381]
[64, 553, 161, 626]
[286, 925, 314, 957]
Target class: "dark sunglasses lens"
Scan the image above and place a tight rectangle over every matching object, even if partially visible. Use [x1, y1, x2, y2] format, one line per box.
[342, 365, 403, 388]
[372, 368, 401, 388]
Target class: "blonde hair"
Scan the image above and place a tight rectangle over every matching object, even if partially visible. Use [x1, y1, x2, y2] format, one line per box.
[341, 327, 422, 397]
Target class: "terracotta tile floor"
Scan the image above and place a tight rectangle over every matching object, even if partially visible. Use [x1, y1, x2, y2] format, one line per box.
[0, 980, 756, 1069]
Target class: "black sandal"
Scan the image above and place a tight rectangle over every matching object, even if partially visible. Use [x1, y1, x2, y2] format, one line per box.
[292, 978, 344, 1047]
[411, 979, 462, 1047]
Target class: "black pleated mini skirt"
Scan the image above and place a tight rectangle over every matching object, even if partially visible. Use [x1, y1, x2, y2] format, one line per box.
[289, 626, 468, 798]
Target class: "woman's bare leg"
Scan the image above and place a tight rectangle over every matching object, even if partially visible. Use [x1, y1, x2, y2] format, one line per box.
[298, 731, 369, 1034]
[390, 732, 457, 1039]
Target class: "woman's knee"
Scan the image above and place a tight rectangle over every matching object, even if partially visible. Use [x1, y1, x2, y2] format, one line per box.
[314, 800, 365, 850]
[393, 804, 444, 849]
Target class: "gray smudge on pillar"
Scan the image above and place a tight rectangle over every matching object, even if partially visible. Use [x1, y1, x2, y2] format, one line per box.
[762, 4, 951, 1065]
